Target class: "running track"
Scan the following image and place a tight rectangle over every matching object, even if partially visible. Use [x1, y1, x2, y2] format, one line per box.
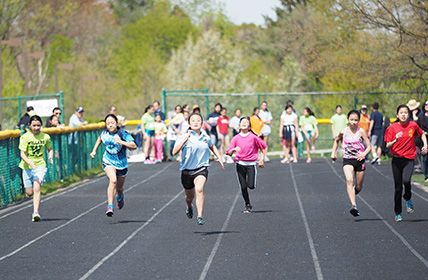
[1, 159, 428, 280]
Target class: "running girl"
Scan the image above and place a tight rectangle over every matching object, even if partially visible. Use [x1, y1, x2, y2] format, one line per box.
[384, 105, 427, 222]
[331, 110, 371, 217]
[90, 114, 137, 217]
[19, 115, 53, 222]
[173, 113, 224, 225]
[299, 107, 318, 163]
[279, 104, 299, 163]
[226, 117, 267, 213]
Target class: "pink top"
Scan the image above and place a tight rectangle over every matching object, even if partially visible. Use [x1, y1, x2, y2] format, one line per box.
[226, 132, 267, 162]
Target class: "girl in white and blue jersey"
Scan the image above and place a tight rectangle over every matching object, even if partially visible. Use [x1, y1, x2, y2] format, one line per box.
[90, 114, 137, 217]
[173, 112, 224, 225]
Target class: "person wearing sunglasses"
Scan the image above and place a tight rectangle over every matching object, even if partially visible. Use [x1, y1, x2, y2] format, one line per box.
[46, 107, 64, 128]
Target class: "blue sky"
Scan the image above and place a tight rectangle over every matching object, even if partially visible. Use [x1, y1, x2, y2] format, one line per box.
[219, 0, 280, 26]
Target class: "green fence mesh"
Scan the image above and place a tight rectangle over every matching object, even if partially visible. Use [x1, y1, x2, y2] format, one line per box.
[0, 128, 104, 208]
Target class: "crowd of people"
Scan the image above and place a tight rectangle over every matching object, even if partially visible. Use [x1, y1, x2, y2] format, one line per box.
[15, 97, 428, 225]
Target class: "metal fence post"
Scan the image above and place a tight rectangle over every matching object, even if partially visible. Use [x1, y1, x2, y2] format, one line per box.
[59, 91, 65, 123]
[161, 88, 167, 114]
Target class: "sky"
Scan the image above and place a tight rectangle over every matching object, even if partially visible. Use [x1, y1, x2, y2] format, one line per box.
[219, 0, 280, 26]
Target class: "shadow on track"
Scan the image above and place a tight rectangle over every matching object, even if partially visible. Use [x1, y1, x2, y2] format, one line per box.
[193, 231, 240, 236]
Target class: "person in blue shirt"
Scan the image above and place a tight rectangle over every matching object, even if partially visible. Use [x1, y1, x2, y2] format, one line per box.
[90, 114, 137, 217]
[173, 112, 224, 225]
[207, 103, 222, 149]
[368, 102, 384, 164]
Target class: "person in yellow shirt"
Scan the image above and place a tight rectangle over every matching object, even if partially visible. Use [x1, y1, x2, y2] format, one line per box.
[250, 107, 265, 137]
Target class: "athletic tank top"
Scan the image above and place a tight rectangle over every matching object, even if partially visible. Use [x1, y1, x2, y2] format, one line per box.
[342, 127, 365, 159]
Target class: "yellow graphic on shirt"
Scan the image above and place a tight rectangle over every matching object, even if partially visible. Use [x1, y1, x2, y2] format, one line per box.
[408, 128, 414, 137]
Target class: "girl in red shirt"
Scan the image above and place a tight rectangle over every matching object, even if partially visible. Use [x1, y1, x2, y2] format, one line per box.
[216, 108, 231, 162]
[385, 105, 427, 222]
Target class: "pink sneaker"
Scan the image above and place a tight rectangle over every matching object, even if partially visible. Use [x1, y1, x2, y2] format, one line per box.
[306, 158, 312, 163]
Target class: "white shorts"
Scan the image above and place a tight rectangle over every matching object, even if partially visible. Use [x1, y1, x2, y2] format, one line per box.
[22, 166, 47, 188]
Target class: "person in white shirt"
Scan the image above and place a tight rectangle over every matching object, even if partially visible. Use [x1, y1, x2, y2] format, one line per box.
[259, 101, 273, 162]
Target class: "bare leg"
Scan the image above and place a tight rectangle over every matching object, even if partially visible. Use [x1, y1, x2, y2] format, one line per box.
[355, 171, 365, 194]
[185, 189, 195, 208]
[343, 165, 356, 206]
[194, 175, 207, 218]
[105, 167, 117, 206]
[116, 176, 125, 194]
[291, 137, 298, 160]
[32, 181, 41, 213]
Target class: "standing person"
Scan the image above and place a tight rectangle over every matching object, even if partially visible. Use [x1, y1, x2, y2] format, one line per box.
[299, 107, 318, 163]
[19, 115, 53, 222]
[153, 100, 166, 121]
[167, 105, 183, 160]
[385, 105, 427, 222]
[359, 105, 370, 136]
[17, 106, 35, 130]
[250, 107, 264, 137]
[406, 99, 421, 121]
[207, 103, 222, 148]
[226, 117, 267, 213]
[90, 114, 137, 217]
[69, 107, 87, 128]
[153, 114, 167, 163]
[279, 104, 299, 163]
[369, 102, 384, 164]
[46, 107, 64, 128]
[417, 101, 428, 182]
[331, 110, 371, 217]
[216, 108, 232, 163]
[229, 109, 241, 137]
[141, 105, 156, 164]
[173, 113, 224, 225]
[259, 101, 273, 162]
[330, 105, 347, 143]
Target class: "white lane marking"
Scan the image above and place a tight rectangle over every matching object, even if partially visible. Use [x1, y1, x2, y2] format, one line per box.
[0, 163, 137, 218]
[199, 190, 240, 280]
[326, 159, 428, 268]
[0, 163, 172, 262]
[370, 164, 428, 203]
[289, 164, 324, 280]
[79, 190, 184, 280]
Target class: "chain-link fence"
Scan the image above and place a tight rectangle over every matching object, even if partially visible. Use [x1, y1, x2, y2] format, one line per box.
[0, 124, 104, 208]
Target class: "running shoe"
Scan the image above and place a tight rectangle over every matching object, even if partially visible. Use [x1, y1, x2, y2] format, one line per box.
[306, 158, 312, 163]
[106, 205, 114, 217]
[395, 214, 403, 222]
[293, 158, 298, 163]
[196, 217, 205, 225]
[371, 157, 379, 165]
[264, 155, 270, 162]
[281, 158, 289, 164]
[354, 187, 360, 195]
[425, 177, 428, 183]
[406, 199, 415, 213]
[349, 206, 360, 217]
[117, 193, 125, 210]
[32, 212, 41, 222]
[144, 159, 155, 164]
[243, 204, 252, 214]
[186, 206, 193, 219]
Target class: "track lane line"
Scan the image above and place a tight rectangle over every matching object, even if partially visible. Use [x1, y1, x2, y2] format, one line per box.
[326, 159, 428, 268]
[0, 163, 172, 262]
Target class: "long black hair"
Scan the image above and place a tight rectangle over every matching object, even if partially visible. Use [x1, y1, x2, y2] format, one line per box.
[304, 107, 315, 117]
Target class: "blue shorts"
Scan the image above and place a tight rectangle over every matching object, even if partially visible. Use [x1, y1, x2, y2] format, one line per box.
[304, 131, 313, 141]
[145, 130, 155, 137]
[102, 163, 128, 177]
[22, 167, 47, 188]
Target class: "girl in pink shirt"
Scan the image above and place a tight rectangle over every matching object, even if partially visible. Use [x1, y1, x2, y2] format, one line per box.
[226, 117, 267, 213]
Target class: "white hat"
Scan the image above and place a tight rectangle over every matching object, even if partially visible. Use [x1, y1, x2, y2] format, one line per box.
[406, 99, 420, 111]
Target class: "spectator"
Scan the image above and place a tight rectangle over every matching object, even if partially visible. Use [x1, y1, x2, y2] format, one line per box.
[46, 107, 64, 128]
[69, 107, 87, 128]
[153, 100, 165, 121]
[259, 101, 273, 162]
[230, 108, 241, 137]
[359, 105, 370, 135]
[369, 102, 384, 165]
[153, 114, 167, 163]
[207, 103, 222, 148]
[417, 100, 428, 182]
[407, 99, 421, 121]
[17, 106, 35, 129]
[250, 107, 264, 137]
[330, 105, 347, 140]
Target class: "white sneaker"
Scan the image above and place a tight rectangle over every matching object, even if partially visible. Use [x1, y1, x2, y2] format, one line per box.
[281, 158, 289, 164]
[226, 156, 234, 164]
[264, 155, 270, 162]
[32, 212, 41, 222]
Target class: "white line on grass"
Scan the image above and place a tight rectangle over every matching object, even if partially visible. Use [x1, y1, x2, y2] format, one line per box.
[370, 164, 428, 203]
[199, 190, 240, 280]
[326, 159, 428, 268]
[289, 164, 324, 280]
[0, 163, 172, 262]
[79, 189, 184, 280]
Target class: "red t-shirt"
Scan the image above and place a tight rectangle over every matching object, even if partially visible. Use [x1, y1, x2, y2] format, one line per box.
[217, 116, 230, 135]
[384, 121, 423, 159]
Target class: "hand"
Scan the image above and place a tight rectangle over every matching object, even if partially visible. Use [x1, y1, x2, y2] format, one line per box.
[218, 158, 225, 169]
[422, 145, 428, 155]
[396, 132, 403, 140]
[234, 146, 241, 153]
[29, 161, 37, 169]
[356, 152, 365, 161]
[114, 135, 122, 144]
[90, 151, 96, 158]
[48, 155, 54, 164]
[258, 158, 265, 168]
[331, 153, 337, 162]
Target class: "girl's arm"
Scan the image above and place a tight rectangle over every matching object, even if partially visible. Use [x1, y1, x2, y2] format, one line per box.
[358, 129, 371, 161]
[294, 117, 299, 134]
[115, 136, 137, 150]
[47, 148, 54, 164]
[226, 137, 238, 156]
[258, 148, 267, 168]
[172, 132, 190, 155]
[20, 151, 36, 169]
[331, 133, 343, 160]
[279, 118, 284, 139]
[90, 137, 102, 158]
[314, 123, 319, 138]
[421, 133, 428, 154]
[386, 131, 403, 149]
[210, 144, 224, 169]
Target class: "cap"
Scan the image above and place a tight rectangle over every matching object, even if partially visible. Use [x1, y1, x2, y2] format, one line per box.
[361, 105, 367, 109]
[76, 106, 84, 113]
[425, 100, 428, 105]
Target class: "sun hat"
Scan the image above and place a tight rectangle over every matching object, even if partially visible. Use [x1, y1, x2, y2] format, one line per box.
[406, 99, 420, 111]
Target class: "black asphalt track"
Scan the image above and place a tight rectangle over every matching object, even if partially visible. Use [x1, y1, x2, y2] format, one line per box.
[0, 159, 427, 279]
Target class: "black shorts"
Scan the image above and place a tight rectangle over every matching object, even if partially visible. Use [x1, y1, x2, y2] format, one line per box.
[181, 167, 208, 189]
[343, 158, 366, 172]
[102, 163, 128, 177]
